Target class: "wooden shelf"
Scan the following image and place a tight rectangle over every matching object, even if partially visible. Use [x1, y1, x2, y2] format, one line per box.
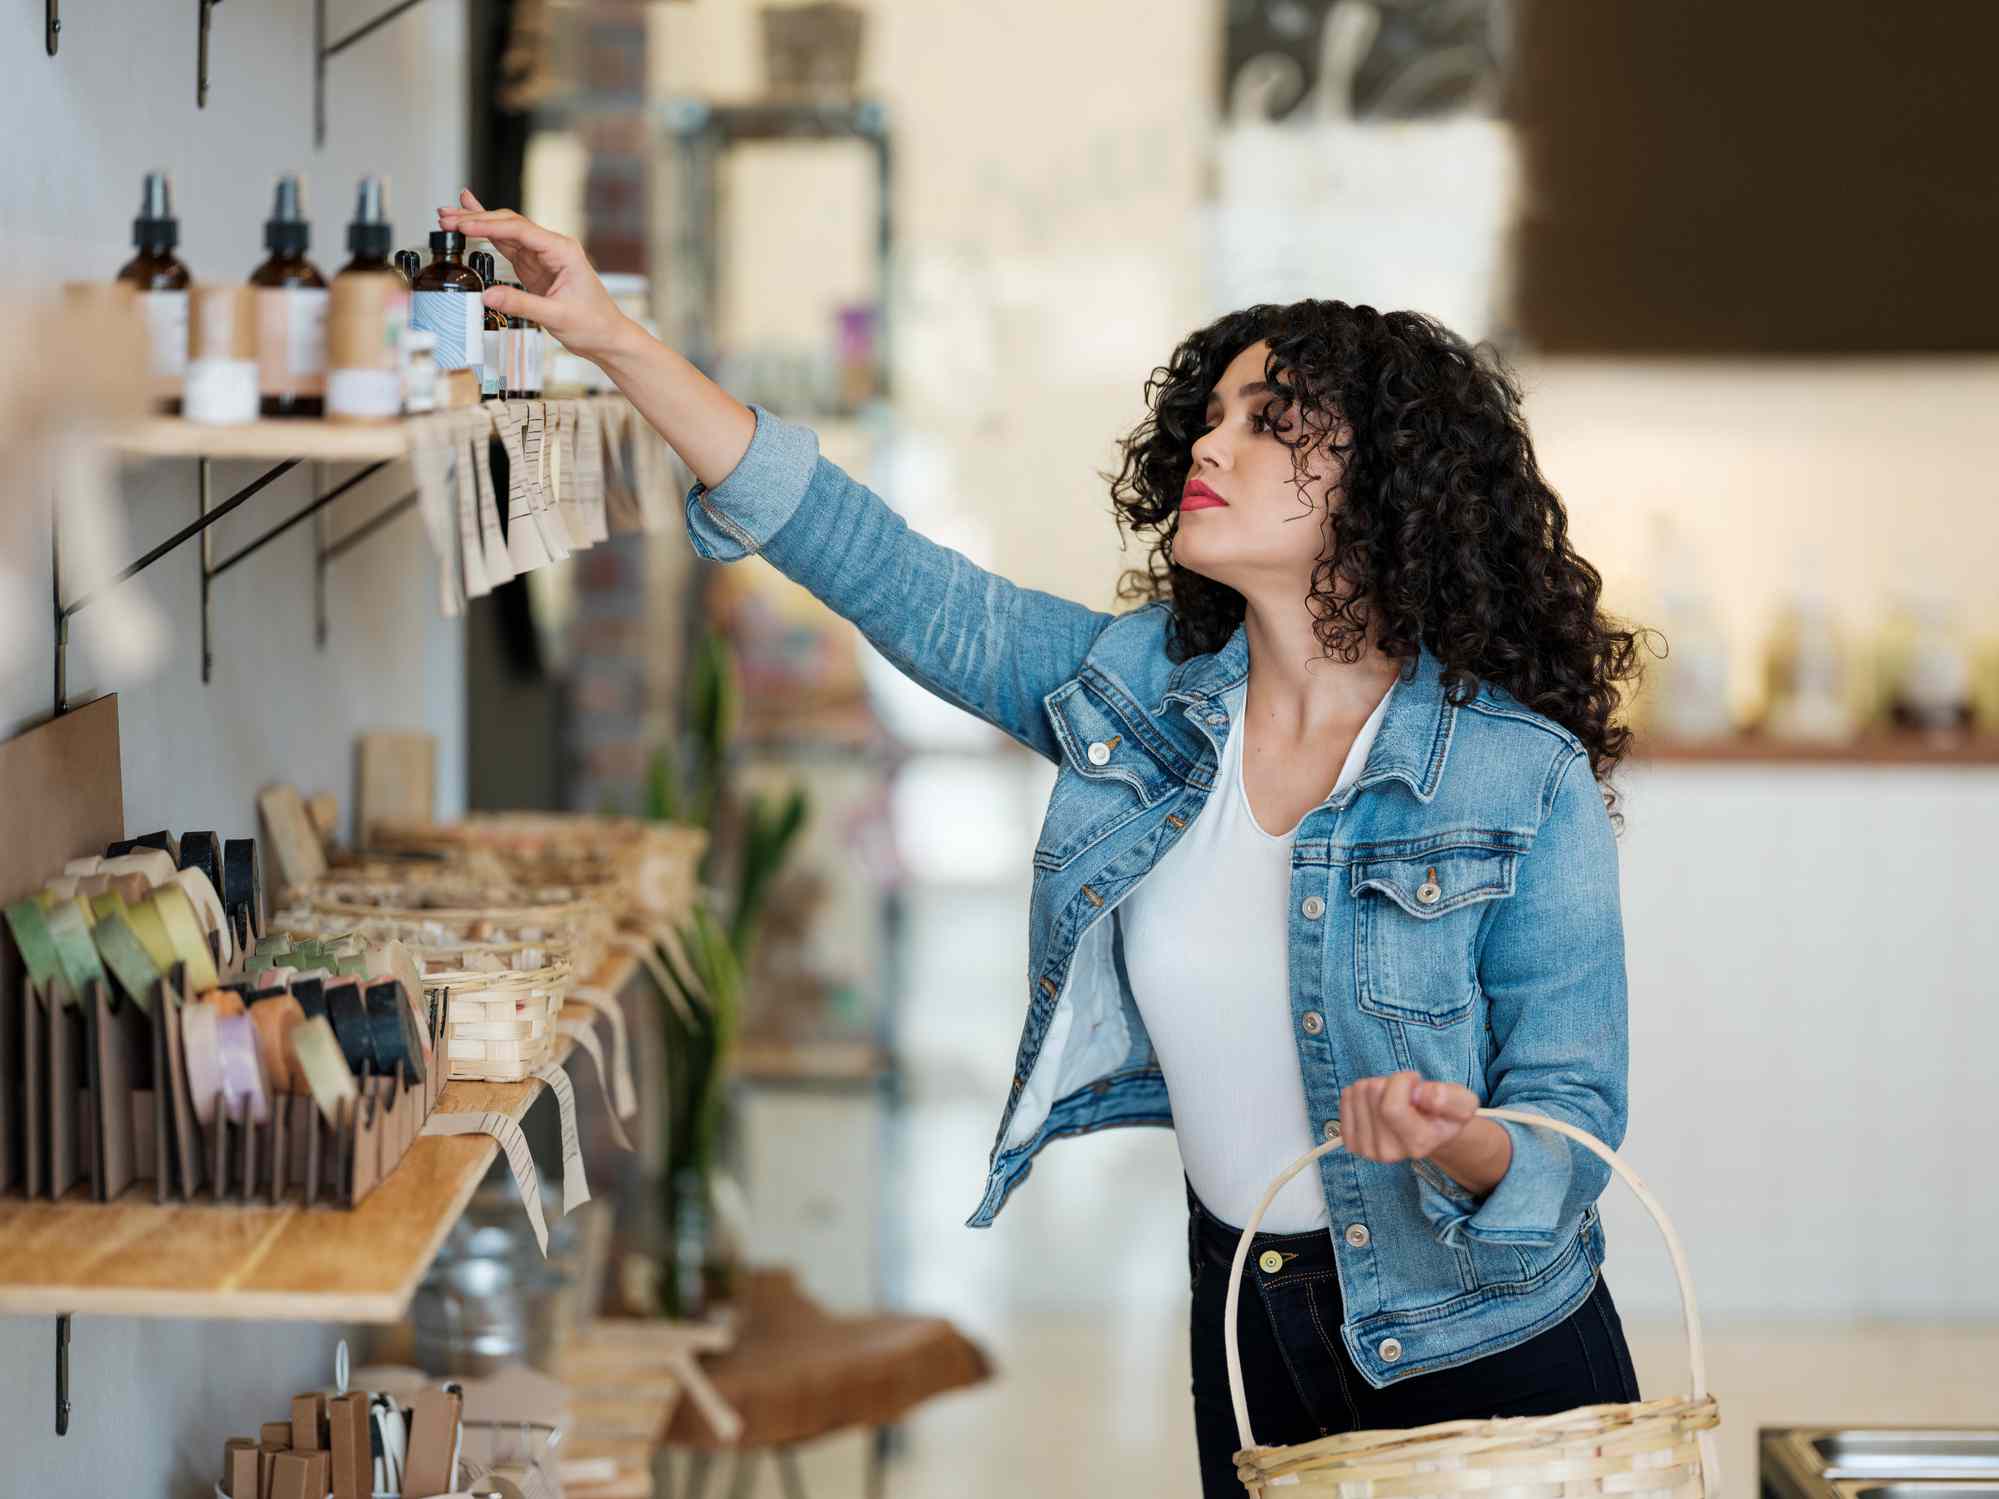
[1636, 733, 1999, 767]
[112, 417, 414, 463]
[0, 951, 639, 1323]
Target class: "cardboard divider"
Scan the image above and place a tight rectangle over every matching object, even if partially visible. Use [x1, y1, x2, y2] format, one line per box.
[8, 963, 434, 1209]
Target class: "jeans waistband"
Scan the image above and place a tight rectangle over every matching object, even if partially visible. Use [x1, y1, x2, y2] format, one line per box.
[1186, 1178, 1338, 1272]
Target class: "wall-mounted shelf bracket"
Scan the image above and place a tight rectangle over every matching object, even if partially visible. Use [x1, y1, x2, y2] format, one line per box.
[198, 0, 223, 108]
[54, 1313, 72, 1435]
[315, 0, 434, 147]
[53, 453, 410, 713]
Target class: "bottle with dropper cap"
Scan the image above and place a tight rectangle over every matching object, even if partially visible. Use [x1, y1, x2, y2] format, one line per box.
[410, 230, 485, 389]
[248, 173, 329, 417]
[116, 171, 192, 411]
[327, 177, 409, 423]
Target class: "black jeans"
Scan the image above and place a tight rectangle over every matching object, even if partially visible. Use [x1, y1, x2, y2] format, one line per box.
[1187, 1182, 1641, 1498]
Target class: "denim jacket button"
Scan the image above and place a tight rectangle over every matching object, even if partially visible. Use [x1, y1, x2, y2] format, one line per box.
[1300, 895, 1325, 920]
[1300, 1010, 1325, 1036]
[1323, 1119, 1341, 1142]
[1344, 1223, 1371, 1249]
[1379, 1337, 1403, 1362]
[1087, 740, 1111, 766]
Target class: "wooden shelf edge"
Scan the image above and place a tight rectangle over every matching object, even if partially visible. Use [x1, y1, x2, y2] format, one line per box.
[111, 417, 415, 463]
[0, 949, 642, 1323]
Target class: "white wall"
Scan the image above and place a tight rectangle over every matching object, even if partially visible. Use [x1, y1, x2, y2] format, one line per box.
[0, 1, 466, 1491]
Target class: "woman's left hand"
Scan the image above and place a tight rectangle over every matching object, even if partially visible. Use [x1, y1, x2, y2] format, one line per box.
[1338, 1071, 1480, 1162]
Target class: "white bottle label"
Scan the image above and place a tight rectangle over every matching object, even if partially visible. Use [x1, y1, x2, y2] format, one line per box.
[412, 289, 480, 370]
[481, 330, 502, 396]
[255, 287, 328, 396]
[141, 290, 189, 380]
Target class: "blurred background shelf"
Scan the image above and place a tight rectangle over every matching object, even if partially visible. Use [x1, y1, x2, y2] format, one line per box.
[0, 952, 636, 1323]
[1638, 734, 1999, 767]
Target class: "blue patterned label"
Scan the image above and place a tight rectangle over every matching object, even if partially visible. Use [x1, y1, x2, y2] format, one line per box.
[411, 290, 483, 370]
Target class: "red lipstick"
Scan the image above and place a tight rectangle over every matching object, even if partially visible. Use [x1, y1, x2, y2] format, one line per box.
[1182, 478, 1227, 511]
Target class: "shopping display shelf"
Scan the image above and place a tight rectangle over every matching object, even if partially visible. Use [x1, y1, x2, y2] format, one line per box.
[0, 949, 637, 1323]
[1638, 733, 1999, 767]
[111, 416, 418, 463]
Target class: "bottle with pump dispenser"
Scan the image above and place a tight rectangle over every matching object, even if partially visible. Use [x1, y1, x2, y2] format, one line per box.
[469, 249, 507, 401]
[116, 171, 192, 411]
[248, 174, 329, 417]
[327, 178, 408, 423]
[410, 230, 486, 393]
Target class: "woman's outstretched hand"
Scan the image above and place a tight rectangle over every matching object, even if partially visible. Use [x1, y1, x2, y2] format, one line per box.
[437, 190, 634, 362]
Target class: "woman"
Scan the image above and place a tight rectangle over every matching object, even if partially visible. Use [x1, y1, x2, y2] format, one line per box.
[444, 191, 1650, 1495]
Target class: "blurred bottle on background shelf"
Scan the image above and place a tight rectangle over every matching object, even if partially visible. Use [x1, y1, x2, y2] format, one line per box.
[1876, 595, 1976, 736]
[1759, 592, 1858, 742]
[1635, 514, 1735, 741]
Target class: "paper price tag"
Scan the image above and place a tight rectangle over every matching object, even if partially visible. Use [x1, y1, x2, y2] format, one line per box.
[556, 1017, 634, 1151]
[569, 982, 637, 1118]
[422, 1110, 547, 1254]
[531, 1058, 590, 1215]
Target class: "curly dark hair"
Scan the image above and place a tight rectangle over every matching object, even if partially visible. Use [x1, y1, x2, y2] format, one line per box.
[1107, 299, 1653, 817]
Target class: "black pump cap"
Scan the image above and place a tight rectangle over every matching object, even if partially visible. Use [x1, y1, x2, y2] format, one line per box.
[133, 170, 178, 251]
[430, 229, 465, 258]
[346, 175, 393, 259]
[265, 173, 311, 256]
[469, 250, 496, 283]
[394, 249, 421, 283]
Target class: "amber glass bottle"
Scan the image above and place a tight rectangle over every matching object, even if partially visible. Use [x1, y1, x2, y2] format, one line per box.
[410, 230, 485, 374]
[248, 174, 329, 417]
[116, 172, 192, 412]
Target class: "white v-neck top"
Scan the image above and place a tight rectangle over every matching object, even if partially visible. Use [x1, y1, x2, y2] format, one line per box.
[1120, 678, 1394, 1233]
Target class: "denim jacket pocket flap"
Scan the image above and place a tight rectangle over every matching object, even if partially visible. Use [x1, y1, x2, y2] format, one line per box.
[1044, 680, 1170, 803]
[1349, 846, 1516, 919]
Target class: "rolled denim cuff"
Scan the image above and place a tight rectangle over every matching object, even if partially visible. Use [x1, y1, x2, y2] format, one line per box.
[1416, 1111, 1573, 1250]
[683, 402, 821, 561]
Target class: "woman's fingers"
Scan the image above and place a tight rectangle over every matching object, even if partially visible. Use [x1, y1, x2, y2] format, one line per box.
[1376, 1071, 1420, 1161]
[459, 188, 486, 212]
[484, 283, 561, 329]
[1414, 1079, 1478, 1122]
[446, 213, 568, 261]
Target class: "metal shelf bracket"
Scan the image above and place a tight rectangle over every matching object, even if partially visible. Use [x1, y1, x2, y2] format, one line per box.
[315, 0, 433, 147]
[53, 455, 410, 714]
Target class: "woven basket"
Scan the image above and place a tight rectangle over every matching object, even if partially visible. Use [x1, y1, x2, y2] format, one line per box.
[301, 880, 614, 978]
[428, 959, 571, 1082]
[1225, 1108, 1721, 1498]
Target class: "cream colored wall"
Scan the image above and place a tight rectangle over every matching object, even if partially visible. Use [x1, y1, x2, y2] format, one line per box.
[1515, 357, 1999, 718]
[649, 0, 1213, 611]
[645, 5, 1999, 718]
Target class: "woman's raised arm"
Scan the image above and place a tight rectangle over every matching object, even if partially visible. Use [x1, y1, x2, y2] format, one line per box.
[438, 193, 1116, 760]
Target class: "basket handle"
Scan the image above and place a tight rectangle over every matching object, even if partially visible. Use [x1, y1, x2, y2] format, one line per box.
[1223, 1107, 1709, 1453]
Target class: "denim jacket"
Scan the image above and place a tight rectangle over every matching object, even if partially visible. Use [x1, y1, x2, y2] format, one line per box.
[684, 405, 1629, 1389]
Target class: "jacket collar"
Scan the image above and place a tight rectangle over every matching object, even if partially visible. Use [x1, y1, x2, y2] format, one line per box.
[1161, 622, 1457, 804]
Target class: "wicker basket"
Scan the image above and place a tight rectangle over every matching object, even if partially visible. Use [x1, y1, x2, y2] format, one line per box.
[301, 879, 614, 978]
[1225, 1108, 1721, 1498]
[425, 957, 572, 1082]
